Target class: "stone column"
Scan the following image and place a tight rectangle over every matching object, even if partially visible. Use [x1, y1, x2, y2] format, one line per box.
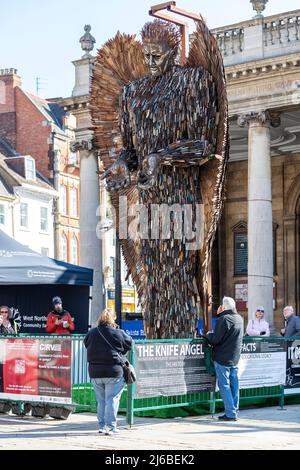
[238, 111, 280, 329]
[71, 138, 104, 326]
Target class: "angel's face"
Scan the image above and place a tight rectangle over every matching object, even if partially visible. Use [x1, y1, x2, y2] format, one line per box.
[144, 43, 175, 76]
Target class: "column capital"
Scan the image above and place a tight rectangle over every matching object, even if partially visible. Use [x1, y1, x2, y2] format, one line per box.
[237, 110, 281, 128]
[70, 138, 93, 152]
[70, 138, 98, 159]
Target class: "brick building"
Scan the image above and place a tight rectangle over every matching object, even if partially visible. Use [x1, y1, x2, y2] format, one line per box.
[0, 68, 80, 264]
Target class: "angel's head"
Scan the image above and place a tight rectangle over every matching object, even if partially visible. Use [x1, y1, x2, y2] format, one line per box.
[141, 20, 181, 76]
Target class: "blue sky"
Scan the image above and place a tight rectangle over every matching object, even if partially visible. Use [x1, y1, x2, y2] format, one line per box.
[1, 0, 299, 98]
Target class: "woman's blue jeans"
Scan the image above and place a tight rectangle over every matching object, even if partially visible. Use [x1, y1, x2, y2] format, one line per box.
[214, 361, 239, 419]
[91, 376, 125, 431]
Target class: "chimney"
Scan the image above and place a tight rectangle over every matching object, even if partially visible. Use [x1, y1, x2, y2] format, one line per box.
[0, 68, 22, 112]
[0, 69, 21, 149]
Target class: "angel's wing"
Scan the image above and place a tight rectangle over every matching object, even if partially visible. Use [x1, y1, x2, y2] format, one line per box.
[187, 20, 229, 314]
[90, 33, 148, 304]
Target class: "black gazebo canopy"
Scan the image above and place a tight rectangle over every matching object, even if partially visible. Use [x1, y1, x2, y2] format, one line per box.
[0, 229, 93, 286]
[0, 230, 93, 333]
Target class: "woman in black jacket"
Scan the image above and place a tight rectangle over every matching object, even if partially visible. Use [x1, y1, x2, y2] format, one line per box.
[84, 309, 132, 435]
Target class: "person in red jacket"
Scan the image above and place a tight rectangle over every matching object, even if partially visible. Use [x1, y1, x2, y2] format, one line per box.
[46, 296, 75, 334]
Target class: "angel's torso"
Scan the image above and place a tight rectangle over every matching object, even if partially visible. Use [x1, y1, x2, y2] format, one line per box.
[121, 65, 218, 163]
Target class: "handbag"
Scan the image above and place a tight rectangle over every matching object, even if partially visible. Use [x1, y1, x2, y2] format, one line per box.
[121, 360, 137, 384]
[97, 327, 136, 384]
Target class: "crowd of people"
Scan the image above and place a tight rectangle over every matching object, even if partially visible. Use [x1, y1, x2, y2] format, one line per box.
[204, 297, 300, 422]
[1, 296, 299, 338]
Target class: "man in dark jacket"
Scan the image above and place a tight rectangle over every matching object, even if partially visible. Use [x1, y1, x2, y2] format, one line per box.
[281, 306, 300, 337]
[205, 296, 244, 421]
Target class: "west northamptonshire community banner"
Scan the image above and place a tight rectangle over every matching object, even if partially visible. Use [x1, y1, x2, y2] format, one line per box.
[0, 337, 72, 404]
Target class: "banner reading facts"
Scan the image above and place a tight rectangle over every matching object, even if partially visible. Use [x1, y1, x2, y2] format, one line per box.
[0, 338, 72, 404]
[239, 339, 286, 389]
[134, 341, 215, 398]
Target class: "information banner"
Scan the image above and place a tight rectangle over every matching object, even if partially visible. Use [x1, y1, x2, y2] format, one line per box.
[239, 339, 286, 389]
[0, 338, 72, 404]
[134, 341, 215, 398]
[285, 339, 300, 395]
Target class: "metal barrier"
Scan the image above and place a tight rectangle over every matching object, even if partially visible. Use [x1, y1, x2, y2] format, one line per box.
[0, 334, 299, 424]
[0, 334, 96, 415]
[125, 337, 297, 426]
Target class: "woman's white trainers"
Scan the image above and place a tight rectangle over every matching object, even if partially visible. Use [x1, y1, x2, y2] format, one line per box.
[105, 429, 120, 436]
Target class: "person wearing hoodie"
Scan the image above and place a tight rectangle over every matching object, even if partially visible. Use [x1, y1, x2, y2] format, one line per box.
[205, 296, 244, 421]
[46, 296, 75, 334]
[246, 306, 270, 337]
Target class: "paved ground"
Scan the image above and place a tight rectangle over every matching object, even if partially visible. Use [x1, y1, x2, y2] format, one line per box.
[0, 405, 299, 450]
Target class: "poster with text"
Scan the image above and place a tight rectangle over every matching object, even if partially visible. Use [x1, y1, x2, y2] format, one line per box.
[238, 339, 286, 389]
[134, 341, 215, 398]
[0, 338, 72, 404]
[285, 339, 300, 395]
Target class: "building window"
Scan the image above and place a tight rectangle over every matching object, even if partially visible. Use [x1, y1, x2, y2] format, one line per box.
[69, 150, 77, 165]
[40, 207, 48, 232]
[60, 185, 67, 215]
[60, 234, 68, 261]
[25, 157, 36, 181]
[233, 221, 277, 276]
[71, 236, 78, 264]
[20, 203, 28, 228]
[41, 247, 49, 257]
[0, 204, 4, 225]
[70, 187, 78, 217]
[234, 232, 248, 276]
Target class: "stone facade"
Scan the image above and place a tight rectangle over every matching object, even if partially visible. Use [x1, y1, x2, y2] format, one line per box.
[212, 6, 300, 332]
[219, 154, 300, 330]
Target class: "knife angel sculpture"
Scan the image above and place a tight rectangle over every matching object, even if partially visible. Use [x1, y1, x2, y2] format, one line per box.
[91, 18, 229, 338]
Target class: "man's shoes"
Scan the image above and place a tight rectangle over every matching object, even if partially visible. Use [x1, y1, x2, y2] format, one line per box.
[218, 414, 237, 421]
[98, 428, 106, 434]
[105, 429, 120, 436]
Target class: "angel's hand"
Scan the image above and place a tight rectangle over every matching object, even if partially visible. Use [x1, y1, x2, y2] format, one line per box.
[137, 153, 160, 190]
[101, 159, 131, 191]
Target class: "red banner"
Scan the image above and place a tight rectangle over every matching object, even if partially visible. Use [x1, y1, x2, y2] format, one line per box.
[0, 338, 72, 404]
